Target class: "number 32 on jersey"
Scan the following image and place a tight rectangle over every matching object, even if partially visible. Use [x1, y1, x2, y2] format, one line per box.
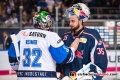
[22, 48, 42, 67]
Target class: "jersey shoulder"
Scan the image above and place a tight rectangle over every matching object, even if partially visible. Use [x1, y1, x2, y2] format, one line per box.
[17, 29, 55, 37]
[48, 31, 59, 37]
[19, 29, 60, 40]
[63, 30, 71, 35]
[37, 29, 59, 38]
[21, 29, 56, 35]
[18, 29, 30, 34]
[84, 27, 98, 34]
[16, 29, 30, 36]
[83, 27, 101, 41]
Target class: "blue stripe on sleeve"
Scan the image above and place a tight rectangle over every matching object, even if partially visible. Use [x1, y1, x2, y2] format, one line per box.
[66, 50, 74, 63]
[49, 45, 73, 64]
[8, 41, 20, 58]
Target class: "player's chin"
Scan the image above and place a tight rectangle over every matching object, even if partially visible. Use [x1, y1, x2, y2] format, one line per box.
[70, 26, 74, 31]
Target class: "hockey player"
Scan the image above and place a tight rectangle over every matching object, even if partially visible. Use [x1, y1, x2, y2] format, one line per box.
[56, 3, 108, 80]
[8, 11, 80, 80]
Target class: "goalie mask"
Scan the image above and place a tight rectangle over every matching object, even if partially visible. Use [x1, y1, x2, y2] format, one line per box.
[63, 3, 90, 22]
[33, 11, 52, 30]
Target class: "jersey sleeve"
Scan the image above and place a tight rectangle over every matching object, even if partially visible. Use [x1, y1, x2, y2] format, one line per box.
[90, 30, 108, 80]
[49, 33, 75, 64]
[8, 41, 20, 71]
[8, 31, 21, 71]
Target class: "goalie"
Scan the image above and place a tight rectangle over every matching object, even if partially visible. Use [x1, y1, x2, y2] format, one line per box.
[56, 3, 108, 80]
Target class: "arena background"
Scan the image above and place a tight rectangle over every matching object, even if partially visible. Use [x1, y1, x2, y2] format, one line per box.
[0, 0, 120, 80]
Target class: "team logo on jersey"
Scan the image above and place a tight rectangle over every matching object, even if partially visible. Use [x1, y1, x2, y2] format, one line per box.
[22, 31, 28, 36]
[79, 38, 87, 43]
[75, 50, 83, 59]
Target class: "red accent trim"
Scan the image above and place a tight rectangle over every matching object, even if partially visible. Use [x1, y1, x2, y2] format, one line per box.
[0, 68, 119, 75]
[0, 70, 16, 75]
[107, 67, 120, 72]
[0, 70, 9, 75]
[83, 32, 98, 42]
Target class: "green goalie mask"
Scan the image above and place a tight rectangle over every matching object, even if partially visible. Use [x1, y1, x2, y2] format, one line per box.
[33, 11, 52, 30]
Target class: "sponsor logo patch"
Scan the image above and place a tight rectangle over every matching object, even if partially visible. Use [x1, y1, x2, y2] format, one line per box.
[79, 38, 87, 43]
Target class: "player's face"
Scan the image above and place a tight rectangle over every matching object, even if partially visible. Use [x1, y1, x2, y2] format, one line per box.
[69, 15, 80, 31]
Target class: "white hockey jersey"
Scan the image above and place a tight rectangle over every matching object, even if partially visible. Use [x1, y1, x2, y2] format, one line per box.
[8, 29, 75, 80]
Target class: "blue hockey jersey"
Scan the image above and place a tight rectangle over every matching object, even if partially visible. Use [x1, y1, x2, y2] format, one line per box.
[57, 27, 108, 80]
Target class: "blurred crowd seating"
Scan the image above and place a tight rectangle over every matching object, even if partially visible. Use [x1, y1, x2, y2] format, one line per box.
[0, 0, 119, 28]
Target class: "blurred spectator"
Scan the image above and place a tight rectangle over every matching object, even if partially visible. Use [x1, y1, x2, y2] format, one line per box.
[53, 2, 63, 18]
[37, 0, 47, 11]
[46, 0, 55, 13]
[11, 13, 18, 23]
[11, 6, 18, 15]
[2, 1, 7, 10]
[0, 0, 119, 22]
[9, 0, 15, 9]
[4, 16, 13, 27]
[2, 31, 12, 50]
[52, 2, 63, 27]
[4, 13, 18, 27]
[22, 10, 29, 27]
[6, 2, 12, 16]
[26, 18, 33, 27]
[0, 10, 8, 22]
[61, 3, 67, 13]
[14, 0, 27, 15]
[29, 8, 36, 18]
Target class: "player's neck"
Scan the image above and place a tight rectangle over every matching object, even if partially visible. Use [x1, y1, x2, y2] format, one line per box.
[74, 25, 84, 36]
[75, 25, 83, 33]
